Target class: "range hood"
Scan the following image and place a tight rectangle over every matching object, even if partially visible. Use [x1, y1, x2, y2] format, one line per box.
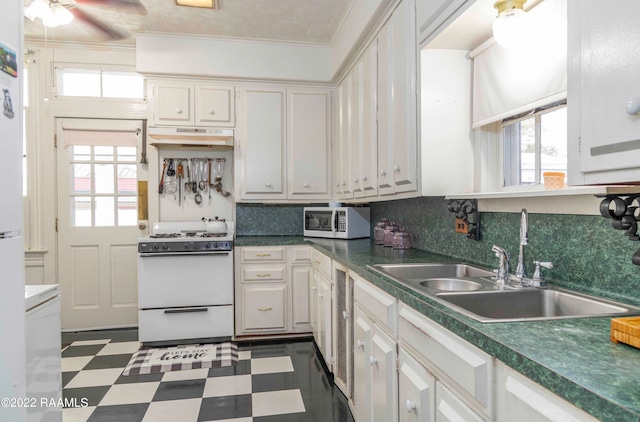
[148, 126, 234, 149]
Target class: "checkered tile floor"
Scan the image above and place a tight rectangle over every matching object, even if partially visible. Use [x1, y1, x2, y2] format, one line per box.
[61, 330, 353, 422]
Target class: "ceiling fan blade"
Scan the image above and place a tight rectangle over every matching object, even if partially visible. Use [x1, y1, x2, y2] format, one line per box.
[72, 0, 147, 16]
[67, 6, 129, 41]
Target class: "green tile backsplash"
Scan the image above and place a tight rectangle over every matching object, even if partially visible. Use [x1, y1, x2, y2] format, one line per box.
[236, 197, 640, 306]
[370, 196, 640, 307]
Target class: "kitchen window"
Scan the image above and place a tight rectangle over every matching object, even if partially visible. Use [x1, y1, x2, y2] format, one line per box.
[502, 103, 567, 187]
[56, 66, 144, 99]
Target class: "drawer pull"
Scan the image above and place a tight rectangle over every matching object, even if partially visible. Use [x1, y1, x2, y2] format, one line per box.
[256, 253, 271, 257]
[343, 311, 349, 320]
[356, 340, 365, 349]
[256, 273, 272, 277]
[258, 307, 273, 311]
[164, 308, 208, 314]
[369, 356, 378, 366]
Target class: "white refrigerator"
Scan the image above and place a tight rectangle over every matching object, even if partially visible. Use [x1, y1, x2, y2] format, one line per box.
[0, 1, 27, 421]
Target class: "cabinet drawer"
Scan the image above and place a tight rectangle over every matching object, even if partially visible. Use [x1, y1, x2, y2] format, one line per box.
[240, 285, 287, 332]
[139, 305, 233, 343]
[288, 245, 312, 264]
[399, 304, 493, 419]
[240, 246, 285, 262]
[240, 265, 286, 282]
[436, 382, 485, 422]
[312, 249, 332, 279]
[354, 276, 397, 336]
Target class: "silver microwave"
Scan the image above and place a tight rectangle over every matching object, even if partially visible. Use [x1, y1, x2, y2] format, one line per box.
[303, 207, 370, 239]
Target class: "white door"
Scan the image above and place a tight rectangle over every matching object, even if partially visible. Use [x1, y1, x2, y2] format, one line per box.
[399, 349, 436, 422]
[371, 326, 399, 422]
[353, 307, 373, 422]
[56, 118, 142, 330]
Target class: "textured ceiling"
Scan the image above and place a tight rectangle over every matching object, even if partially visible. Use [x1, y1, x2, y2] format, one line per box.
[23, 0, 352, 45]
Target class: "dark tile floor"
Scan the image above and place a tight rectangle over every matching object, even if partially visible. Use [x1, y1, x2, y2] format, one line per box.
[61, 329, 353, 422]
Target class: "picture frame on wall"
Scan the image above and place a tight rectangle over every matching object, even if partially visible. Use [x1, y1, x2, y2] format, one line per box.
[0, 42, 18, 78]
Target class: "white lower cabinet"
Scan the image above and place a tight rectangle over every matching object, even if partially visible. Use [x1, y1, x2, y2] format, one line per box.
[436, 382, 485, 422]
[240, 285, 287, 332]
[353, 305, 398, 422]
[352, 275, 398, 422]
[399, 303, 493, 421]
[235, 245, 312, 336]
[311, 249, 333, 369]
[399, 349, 435, 422]
[495, 361, 598, 422]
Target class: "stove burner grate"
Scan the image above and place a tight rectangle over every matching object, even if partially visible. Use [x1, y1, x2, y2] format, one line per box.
[150, 233, 180, 239]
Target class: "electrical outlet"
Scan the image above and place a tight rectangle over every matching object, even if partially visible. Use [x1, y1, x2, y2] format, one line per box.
[455, 218, 469, 234]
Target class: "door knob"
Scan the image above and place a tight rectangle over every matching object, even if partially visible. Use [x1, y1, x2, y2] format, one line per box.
[626, 97, 640, 115]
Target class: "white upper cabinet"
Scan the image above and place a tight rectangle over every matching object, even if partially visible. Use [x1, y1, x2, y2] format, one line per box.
[287, 89, 331, 200]
[237, 86, 332, 202]
[237, 87, 287, 200]
[150, 81, 193, 125]
[378, 0, 419, 196]
[148, 80, 234, 127]
[568, 0, 640, 185]
[195, 85, 235, 127]
[336, 80, 353, 200]
[416, 0, 469, 48]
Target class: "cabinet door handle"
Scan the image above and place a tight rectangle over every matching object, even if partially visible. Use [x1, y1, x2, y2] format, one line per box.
[393, 165, 400, 172]
[256, 273, 272, 277]
[380, 171, 386, 177]
[405, 400, 416, 412]
[342, 310, 349, 319]
[258, 307, 272, 311]
[175, 108, 183, 114]
[312, 287, 318, 291]
[369, 356, 377, 366]
[256, 253, 271, 257]
[362, 176, 367, 182]
[356, 340, 365, 349]
[304, 183, 310, 188]
[208, 109, 215, 115]
[265, 182, 272, 188]
[353, 178, 359, 183]
[627, 96, 640, 115]
[319, 294, 324, 299]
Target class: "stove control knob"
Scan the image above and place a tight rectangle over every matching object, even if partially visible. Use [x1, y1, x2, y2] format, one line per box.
[184, 243, 190, 250]
[153, 243, 159, 250]
[205, 243, 212, 249]
[162, 243, 168, 249]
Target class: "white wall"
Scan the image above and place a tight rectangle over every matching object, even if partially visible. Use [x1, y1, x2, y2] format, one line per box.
[136, 35, 332, 82]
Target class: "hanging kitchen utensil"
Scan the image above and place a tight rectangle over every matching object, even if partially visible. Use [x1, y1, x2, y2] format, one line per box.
[191, 159, 198, 194]
[207, 159, 212, 200]
[198, 159, 207, 191]
[185, 160, 192, 194]
[158, 159, 167, 194]
[166, 159, 175, 177]
[195, 188, 202, 205]
[177, 161, 184, 206]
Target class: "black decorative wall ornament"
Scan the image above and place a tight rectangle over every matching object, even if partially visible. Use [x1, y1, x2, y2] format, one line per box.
[598, 194, 640, 265]
[447, 199, 480, 241]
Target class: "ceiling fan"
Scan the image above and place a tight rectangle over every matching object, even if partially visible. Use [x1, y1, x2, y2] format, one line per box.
[24, 0, 147, 41]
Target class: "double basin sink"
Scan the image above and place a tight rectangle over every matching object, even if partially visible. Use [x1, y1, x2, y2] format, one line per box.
[367, 263, 640, 323]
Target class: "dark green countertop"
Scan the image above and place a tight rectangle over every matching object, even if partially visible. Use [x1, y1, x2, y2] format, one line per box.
[235, 236, 640, 421]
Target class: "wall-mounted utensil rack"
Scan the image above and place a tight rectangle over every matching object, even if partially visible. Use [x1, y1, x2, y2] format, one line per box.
[598, 194, 640, 265]
[159, 157, 230, 205]
[447, 199, 480, 240]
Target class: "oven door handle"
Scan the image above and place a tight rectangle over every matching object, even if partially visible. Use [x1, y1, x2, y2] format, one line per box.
[164, 308, 209, 314]
[139, 252, 231, 257]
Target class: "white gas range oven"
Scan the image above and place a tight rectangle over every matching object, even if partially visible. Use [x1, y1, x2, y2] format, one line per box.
[137, 221, 234, 346]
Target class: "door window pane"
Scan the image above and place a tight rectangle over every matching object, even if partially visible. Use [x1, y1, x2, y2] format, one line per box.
[95, 197, 115, 227]
[72, 164, 91, 194]
[72, 197, 92, 226]
[94, 146, 114, 161]
[72, 145, 91, 161]
[118, 197, 137, 226]
[95, 164, 115, 194]
[117, 164, 137, 195]
[117, 146, 136, 162]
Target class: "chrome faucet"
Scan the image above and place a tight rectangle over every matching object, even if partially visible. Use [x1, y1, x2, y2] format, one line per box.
[516, 208, 528, 280]
[491, 245, 510, 286]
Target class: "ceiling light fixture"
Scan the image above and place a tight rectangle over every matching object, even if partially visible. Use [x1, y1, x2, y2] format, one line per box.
[492, 0, 531, 48]
[175, 0, 219, 9]
[24, 0, 74, 28]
